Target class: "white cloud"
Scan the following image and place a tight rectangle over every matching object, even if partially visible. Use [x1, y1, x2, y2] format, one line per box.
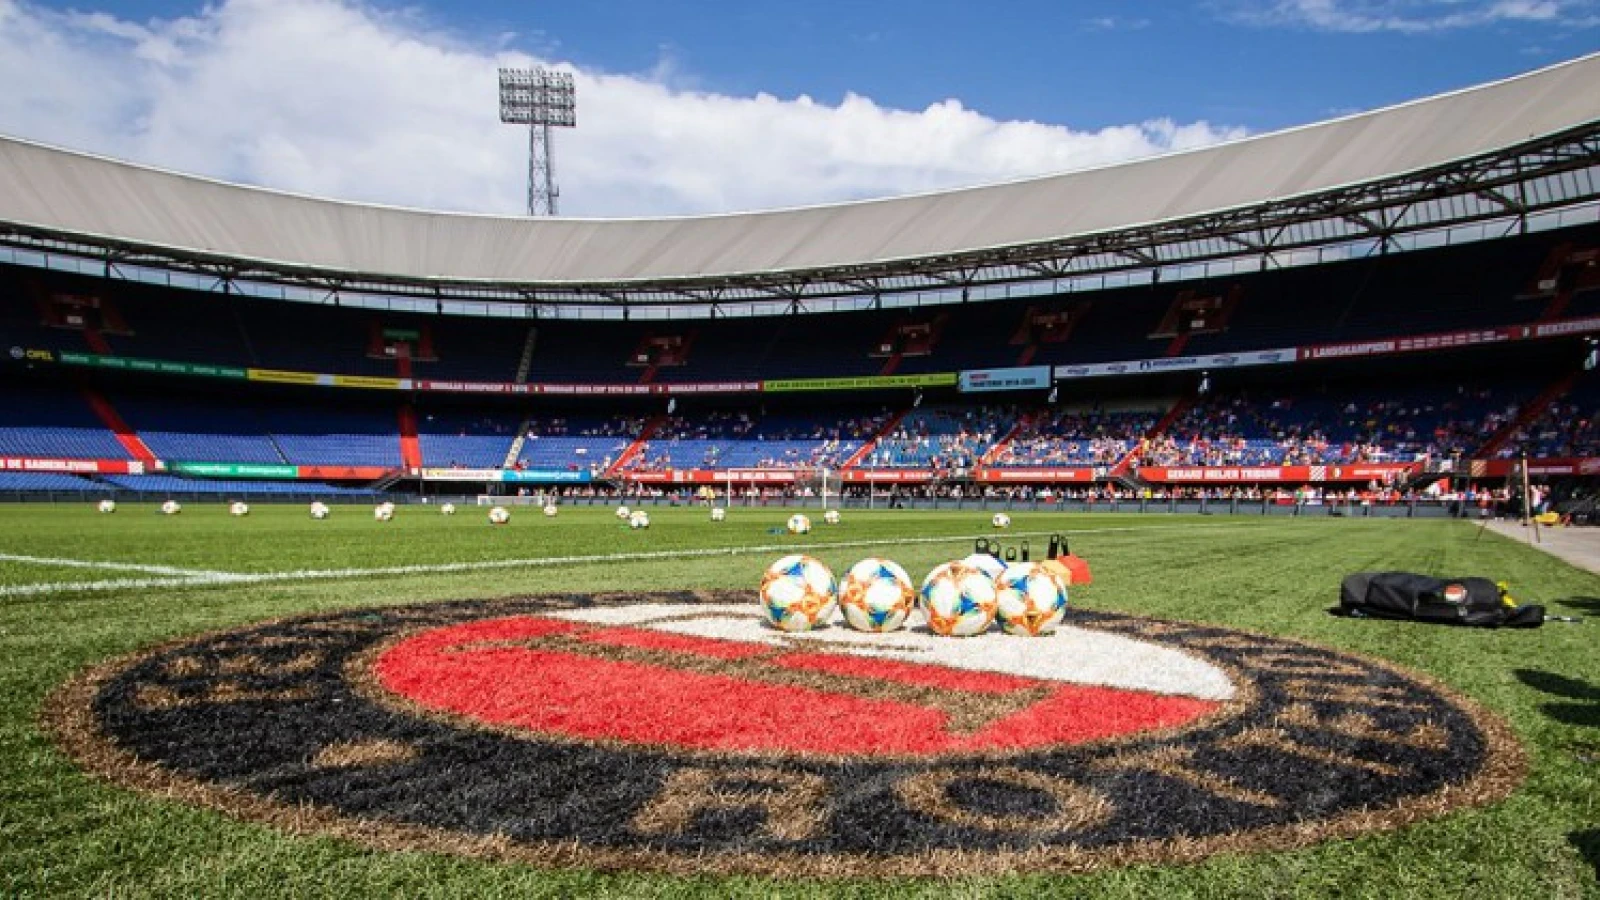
[0, 0, 1248, 217]
[1082, 15, 1154, 30]
[1223, 0, 1598, 33]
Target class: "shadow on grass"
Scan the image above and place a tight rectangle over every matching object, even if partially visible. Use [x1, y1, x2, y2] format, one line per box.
[1515, 669, 1600, 729]
[1550, 596, 1600, 615]
[1569, 830, 1600, 881]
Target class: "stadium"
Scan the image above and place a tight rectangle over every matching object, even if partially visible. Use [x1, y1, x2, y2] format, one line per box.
[3, 40, 1600, 899]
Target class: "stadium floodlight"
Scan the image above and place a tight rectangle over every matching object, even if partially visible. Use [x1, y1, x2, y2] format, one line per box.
[498, 67, 577, 216]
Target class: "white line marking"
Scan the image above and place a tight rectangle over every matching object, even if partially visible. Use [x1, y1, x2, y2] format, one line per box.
[0, 552, 236, 578]
[0, 521, 1275, 599]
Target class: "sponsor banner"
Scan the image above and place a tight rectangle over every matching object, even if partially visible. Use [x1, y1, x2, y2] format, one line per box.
[1298, 328, 1513, 362]
[417, 468, 593, 483]
[762, 373, 959, 393]
[173, 462, 299, 479]
[1139, 464, 1414, 483]
[958, 366, 1052, 394]
[975, 468, 1097, 483]
[0, 456, 151, 474]
[418, 468, 506, 482]
[501, 469, 592, 483]
[297, 465, 393, 480]
[331, 374, 403, 390]
[1054, 348, 1294, 380]
[58, 351, 247, 379]
[7, 346, 57, 363]
[247, 368, 325, 386]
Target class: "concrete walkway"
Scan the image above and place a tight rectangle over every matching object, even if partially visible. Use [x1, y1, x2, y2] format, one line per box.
[1481, 518, 1600, 576]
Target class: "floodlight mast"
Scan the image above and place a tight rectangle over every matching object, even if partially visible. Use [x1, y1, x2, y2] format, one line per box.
[497, 67, 577, 216]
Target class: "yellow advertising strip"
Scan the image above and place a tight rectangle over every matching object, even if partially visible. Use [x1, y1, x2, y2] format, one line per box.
[762, 373, 959, 393]
[332, 374, 403, 390]
[247, 368, 322, 385]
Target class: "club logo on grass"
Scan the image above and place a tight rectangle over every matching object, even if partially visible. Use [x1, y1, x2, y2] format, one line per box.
[46, 592, 1523, 877]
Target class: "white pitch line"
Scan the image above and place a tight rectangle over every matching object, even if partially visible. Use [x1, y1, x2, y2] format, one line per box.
[0, 521, 1277, 600]
[0, 552, 237, 578]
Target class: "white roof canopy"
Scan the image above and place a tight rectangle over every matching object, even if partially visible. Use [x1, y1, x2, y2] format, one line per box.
[0, 54, 1598, 289]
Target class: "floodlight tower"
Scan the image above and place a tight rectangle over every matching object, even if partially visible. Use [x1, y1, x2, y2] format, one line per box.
[498, 67, 576, 216]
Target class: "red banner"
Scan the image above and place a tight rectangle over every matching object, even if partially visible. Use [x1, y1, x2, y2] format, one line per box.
[0, 456, 154, 474]
[624, 469, 803, 484]
[1138, 464, 1415, 483]
[1469, 457, 1600, 478]
[975, 468, 1097, 483]
[1298, 328, 1515, 362]
[297, 465, 394, 480]
[839, 470, 938, 483]
[415, 380, 761, 396]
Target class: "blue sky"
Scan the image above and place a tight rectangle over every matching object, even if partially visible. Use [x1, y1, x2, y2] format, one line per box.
[2, 0, 1596, 215]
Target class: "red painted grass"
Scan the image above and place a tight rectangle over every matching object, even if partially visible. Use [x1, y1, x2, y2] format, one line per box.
[374, 617, 1218, 757]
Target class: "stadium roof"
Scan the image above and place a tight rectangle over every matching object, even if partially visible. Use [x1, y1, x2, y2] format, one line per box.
[1, 53, 1598, 314]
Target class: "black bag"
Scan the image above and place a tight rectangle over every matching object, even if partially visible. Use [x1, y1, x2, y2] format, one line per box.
[1338, 572, 1545, 628]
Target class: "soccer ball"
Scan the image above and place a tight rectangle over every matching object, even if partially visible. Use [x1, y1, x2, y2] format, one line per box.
[838, 558, 916, 633]
[992, 512, 1012, 529]
[543, 504, 558, 517]
[374, 504, 394, 522]
[488, 506, 511, 525]
[823, 509, 841, 525]
[960, 552, 1008, 582]
[787, 514, 812, 534]
[616, 505, 632, 519]
[309, 502, 330, 520]
[629, 510, 651, 529]
[440, 503, 456, 516]
[995, 562, 1069, 637]
[96, 499, 116, 514]
[759, 554, 837, 632]
[160, 500, 181, 516]
[229, 501, 249, 517]
[920, 560, 1000, 637]
[710, 506, 726, 522]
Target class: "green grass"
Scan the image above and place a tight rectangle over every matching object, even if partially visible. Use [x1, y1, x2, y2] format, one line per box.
[2, 503, 1598, 899]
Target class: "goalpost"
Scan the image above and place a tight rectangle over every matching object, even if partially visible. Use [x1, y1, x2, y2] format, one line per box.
[793, 467, 835, 510]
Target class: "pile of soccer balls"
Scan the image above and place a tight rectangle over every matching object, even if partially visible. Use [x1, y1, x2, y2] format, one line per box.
[374, 501, 396, 522]
[229, 501, 250, 517]
[760, 552, 1068, 637]
[309, 501, 331, 520]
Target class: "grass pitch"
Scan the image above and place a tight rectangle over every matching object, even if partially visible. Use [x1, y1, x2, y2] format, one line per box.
[2, 503, 1598, 898]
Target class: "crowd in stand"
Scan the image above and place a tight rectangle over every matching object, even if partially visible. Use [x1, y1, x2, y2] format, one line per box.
[869, 406, 1010, 471]
[990, 410, 1155, 467]
[1500, 397, 1600, 459]
[622, 409, 894, 473]
[1134, 388, 1527, 468]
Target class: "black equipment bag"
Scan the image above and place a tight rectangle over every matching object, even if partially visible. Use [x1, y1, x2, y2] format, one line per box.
[1339, 572, 1545, 628]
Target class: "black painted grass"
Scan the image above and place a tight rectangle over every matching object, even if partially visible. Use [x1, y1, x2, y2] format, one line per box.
[2, 504, 1599, 897]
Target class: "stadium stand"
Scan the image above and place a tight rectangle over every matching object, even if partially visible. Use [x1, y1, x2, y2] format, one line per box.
[0, 384, 130, 460]
[0, 472, 98, 492]
[100, 475, 379, 496]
